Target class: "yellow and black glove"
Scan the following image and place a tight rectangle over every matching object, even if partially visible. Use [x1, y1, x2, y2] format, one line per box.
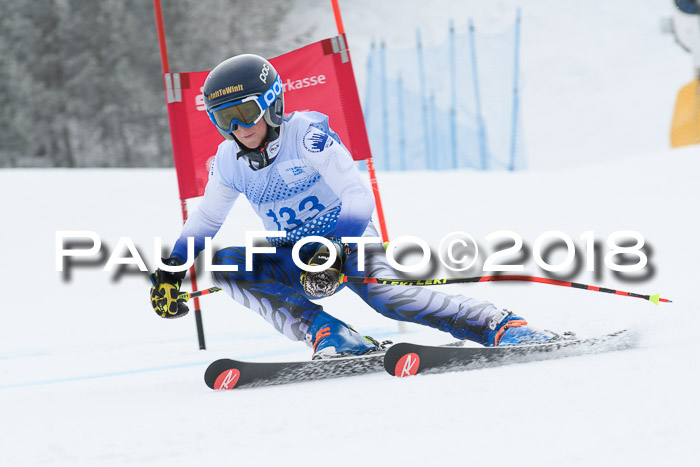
[300, 240, 350, 298]
[150, 257, 189, 319]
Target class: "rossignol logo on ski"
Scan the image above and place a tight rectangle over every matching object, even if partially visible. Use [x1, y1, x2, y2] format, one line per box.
[214, 368, 240, 390]
[395, 353, 420, 377]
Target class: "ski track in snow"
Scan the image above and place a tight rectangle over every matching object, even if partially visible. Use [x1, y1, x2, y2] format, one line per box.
[2, 1, 700, 465]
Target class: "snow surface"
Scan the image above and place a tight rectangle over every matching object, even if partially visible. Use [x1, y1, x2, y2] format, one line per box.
[2, 1, 700, 466]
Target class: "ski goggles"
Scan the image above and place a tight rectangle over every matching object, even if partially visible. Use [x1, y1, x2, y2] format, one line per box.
[207, 75, 283, 132]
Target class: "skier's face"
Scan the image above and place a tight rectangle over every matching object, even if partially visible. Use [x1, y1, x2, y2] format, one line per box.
[233, 118, 268, 149]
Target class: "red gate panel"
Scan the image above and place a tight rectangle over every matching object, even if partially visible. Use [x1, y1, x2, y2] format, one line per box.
[165, 35, 371, 201]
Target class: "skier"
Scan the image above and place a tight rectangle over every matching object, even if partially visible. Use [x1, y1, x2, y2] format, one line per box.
[149, 54, 560, 358]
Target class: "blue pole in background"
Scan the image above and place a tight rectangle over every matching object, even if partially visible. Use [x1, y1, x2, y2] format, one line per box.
[448, 19, 458, 169]
[508, 9, 522, 171]
[416, 29, 432, 170]
[469, 18, 489, 170]
[363, 39, 375, 123]
[429, 91, 439, 169]
[360, 39, 376, 172]
[397, 73, 407, 170]
[380, 39, 390, 170]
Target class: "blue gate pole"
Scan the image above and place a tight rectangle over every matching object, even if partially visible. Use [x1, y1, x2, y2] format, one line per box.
[469, 18, 489, 170]
[380, 39, 390, 170]
[363, 39, 376, 123]
[416, 29, 432, 170]
[449, 19, 458, 169]
[397, 73, 407, 171]
[508, 8, 522, 171]
[429, 91, 439, 169]
[361, 39, 376, 172]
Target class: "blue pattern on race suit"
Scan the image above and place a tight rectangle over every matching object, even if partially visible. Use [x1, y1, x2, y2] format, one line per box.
[211, 223, 502, 345]
[170, 111, 371, 261]
[267, 207, 341, 247]
[224, 115, 343, 244]
[168, 112, 506, 347]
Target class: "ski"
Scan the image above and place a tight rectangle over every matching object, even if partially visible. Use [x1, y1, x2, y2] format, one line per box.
[384, 330, 637, 377]
[204, 351, 385, 390]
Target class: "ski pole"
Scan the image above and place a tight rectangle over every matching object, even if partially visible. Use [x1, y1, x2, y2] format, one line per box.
[341, 274, 672, 305]
[177, 287, 222, 302]
[183, 276, 672, 305]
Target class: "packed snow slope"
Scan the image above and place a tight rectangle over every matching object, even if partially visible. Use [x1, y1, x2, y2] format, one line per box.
[1, 146, 699, 466]
[2, 0, 700, 466]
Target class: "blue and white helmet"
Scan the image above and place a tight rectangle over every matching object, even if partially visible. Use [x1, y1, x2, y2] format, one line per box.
[203, 54, 285, 140]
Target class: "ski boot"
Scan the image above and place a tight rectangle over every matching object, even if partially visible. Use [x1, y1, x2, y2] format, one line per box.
[306, 311, 388, 359]
[487, 310, 562, 347]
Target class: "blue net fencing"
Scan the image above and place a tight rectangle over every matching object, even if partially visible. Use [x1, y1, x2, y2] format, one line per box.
[362, 11, 524, 171]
